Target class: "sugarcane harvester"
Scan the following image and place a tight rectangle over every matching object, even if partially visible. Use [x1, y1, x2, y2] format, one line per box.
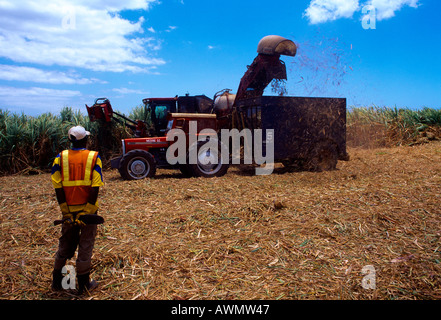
[86, 35, 349, 180]
[214, 35, 297, 131]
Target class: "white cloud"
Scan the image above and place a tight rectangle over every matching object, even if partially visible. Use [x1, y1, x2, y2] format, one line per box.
[0, 0, 165, 73]
[304, 0, 419, 24]
[304, 0, 360, 24]
[165, 26, 178, 32]
[0, 86, 81, 113]
[75, 0, 155, 11]
[112, 87, 149, 95]
[0, 65, 105, 84]
[0, 86, 80, 98]
[365, 0, 419, 20]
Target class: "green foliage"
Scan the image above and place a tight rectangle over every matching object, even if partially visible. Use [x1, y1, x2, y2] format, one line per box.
[127, 104, 153, 132]
[128, 104, 149, 123]
[0, 107, 109, 174]
[347, 106, 441, 146]
[348, 106, 441, 128]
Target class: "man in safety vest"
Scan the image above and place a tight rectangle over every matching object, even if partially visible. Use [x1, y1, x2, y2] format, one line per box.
[51, 125, 104, 295]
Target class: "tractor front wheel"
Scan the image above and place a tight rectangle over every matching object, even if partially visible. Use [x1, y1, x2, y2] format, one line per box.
[119, 150, 156, 180]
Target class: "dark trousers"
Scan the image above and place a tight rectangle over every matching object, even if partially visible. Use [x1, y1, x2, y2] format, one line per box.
[54, 223, 97, 276]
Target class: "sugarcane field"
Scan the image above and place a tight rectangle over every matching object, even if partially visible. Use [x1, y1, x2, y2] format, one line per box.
[0, 1, 440, 308]
[1, 105, 441, 300]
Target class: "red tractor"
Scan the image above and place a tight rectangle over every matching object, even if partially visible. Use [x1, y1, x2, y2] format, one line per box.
[86, 95, 228, 179]
[113, 112, 229, 180]
[87, 35, 349, 180]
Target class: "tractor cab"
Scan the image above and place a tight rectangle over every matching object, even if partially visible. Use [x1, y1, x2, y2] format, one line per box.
[143, 95, 213, 136]
[143, 97, 178, 136]
[110, 111, 226, 180]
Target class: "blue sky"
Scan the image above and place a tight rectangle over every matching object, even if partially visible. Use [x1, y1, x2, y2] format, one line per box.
[0, 0, 439, 116]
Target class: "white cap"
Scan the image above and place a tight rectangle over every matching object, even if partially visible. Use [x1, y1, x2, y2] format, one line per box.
[68, 126, 90, 141]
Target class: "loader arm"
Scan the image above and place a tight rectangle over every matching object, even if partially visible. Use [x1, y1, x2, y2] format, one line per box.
[86, 98, 148, 137]
[234, 35, 297, 103]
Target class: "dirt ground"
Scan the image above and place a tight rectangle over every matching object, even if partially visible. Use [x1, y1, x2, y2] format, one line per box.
[1, 142, 441, 300]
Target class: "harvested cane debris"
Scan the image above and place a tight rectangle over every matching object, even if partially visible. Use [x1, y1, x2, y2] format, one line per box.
[1, 142, 441, 300]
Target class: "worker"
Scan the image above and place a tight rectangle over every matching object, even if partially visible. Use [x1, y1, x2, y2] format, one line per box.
[50, 125, 104, 295]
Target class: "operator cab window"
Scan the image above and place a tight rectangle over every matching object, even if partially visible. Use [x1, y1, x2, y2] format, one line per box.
[155, 105, 168, 121]
[151, 104, 175, 136]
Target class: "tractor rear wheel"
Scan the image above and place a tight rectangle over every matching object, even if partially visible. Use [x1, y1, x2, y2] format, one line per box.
[119, 150, 156, 180]
[188, 140, 229, 178]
